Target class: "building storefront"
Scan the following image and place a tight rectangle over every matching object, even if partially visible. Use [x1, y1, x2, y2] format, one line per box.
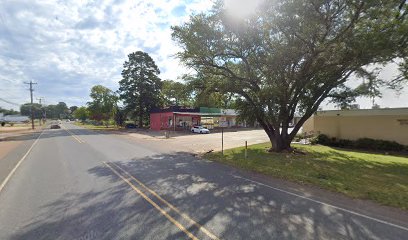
[150, 106, 240, 131]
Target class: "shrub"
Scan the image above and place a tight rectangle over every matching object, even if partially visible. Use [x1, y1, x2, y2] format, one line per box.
[293, 133, 303, 142]
[312, 134, 406, 152]
[315, 134, 331, 145]
[354, 138, 405, 151]
[337, 139, 354, 148]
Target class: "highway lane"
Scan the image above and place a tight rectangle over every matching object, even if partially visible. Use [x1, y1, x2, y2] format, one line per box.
[0, 123, 407, 239]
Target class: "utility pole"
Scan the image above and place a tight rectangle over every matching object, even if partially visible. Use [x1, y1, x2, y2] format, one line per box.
[37, 97, 45, 126]
[24, 81, 37, 130]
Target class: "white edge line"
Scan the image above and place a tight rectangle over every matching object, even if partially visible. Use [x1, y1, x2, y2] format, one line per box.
[0, 130, 45, 193]
[232, 174, 408, 232]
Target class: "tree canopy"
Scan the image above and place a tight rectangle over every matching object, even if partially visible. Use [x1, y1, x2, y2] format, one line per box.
[0, 107, 19, 115]
[161, 80, 192, 107]
[87, 85, 117, 122]
[20, 103, 43, 119]
[172, 0, 408, 152]
[119, 51, 162, 127]
[73, 106, 89, 122]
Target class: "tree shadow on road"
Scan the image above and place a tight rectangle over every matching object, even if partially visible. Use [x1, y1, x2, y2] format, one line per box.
[7, 152, 408, 240]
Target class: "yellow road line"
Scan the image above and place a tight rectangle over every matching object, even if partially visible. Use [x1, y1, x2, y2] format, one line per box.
[61, 125, 84, 143]
[103, 162, 199, 240]
[110, 162, 220, 240]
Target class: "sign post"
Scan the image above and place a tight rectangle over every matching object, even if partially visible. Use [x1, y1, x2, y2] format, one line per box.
[219, 117, 228, 155]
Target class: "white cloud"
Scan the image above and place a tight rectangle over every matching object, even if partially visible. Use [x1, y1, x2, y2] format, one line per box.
[0, 0, 214, 108]
[0, 0, 406, 110]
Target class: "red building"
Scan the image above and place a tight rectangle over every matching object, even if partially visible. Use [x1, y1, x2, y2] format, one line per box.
[150, 107, 240, 131]
[150, 107, 201, 131]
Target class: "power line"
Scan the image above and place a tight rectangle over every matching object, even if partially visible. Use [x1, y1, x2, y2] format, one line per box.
[24, 81, 37, 130]
[0, 97, 20, 107]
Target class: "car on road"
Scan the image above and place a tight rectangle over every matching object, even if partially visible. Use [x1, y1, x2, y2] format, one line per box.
[50, 124, 61, 129]
[191, 125, 210, 134]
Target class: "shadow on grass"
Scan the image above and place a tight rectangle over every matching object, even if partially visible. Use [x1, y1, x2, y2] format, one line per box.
[7, 152, 407, 239]
[209, 145, 408, 210]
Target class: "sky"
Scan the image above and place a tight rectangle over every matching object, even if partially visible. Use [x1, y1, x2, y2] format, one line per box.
[0, 0, 407, 110]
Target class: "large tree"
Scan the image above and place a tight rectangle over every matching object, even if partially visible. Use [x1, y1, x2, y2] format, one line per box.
[172, 0, 408, 152]
[87, 85, 117, 123]
[161, 80, 192, 106]
[119, 51, 162, 127]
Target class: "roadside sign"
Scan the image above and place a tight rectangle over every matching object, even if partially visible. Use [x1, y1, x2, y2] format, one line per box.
[219, 121, 228, 127]
[219, 117, 228, 127]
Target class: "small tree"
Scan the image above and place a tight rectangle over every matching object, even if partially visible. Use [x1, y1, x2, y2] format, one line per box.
[73, 107, 89, 123]
[87, 85, 117, 125]
[119, 51, 162, 128]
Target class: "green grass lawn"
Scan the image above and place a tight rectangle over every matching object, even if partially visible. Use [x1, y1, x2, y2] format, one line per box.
[206, 143, 408, 210]
[73, 122, 121, 131]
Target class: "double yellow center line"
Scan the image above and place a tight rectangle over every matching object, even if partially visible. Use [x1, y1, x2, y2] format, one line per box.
[104, 161, 220, 240]
[61, 125, 218, 239]
[61, 125, 85, 143]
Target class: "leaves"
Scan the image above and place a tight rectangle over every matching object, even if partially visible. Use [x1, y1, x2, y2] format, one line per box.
[87, 85, 117, 122]
[118, 51, 162, 127]
[172, 0, 408, 151]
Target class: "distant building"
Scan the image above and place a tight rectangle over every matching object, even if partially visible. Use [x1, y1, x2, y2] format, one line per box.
[303, 108, 408, 145]
[0, 113, 30, 123]
[150, 107, 243, 131]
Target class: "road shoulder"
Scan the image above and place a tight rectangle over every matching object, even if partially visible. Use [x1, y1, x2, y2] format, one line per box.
[0, 132, 40, 191]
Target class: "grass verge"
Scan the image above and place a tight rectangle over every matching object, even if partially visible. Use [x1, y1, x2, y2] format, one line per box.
[206, 143, 408, 210]
[73, 122, 121, 131]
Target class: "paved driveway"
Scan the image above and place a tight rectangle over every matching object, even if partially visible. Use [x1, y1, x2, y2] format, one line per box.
[125, 129, 270, 153]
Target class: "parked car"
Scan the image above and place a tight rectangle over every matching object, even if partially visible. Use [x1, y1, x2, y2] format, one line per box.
[125, 123, 138, 129]
[191, 126, 210, 134]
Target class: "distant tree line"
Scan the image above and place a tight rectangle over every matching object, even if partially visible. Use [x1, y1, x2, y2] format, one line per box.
[19, 102, 77, 120]
[0, 107, 19, 115]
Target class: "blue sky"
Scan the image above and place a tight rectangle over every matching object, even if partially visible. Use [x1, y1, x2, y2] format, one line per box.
[0, 0, 213, 109]
[0, 0, 406, 110]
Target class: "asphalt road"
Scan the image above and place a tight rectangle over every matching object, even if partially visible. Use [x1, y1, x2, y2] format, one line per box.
[0, 123, 407, 240]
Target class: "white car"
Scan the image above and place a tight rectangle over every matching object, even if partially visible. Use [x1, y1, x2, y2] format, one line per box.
[191, 126, 210, 134]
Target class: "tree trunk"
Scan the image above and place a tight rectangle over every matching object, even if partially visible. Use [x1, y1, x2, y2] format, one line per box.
[138, 114, 143, 128]
[138, 105, 143, 128]
[269, 133, 293, 152]
[265, 129, 293, 152]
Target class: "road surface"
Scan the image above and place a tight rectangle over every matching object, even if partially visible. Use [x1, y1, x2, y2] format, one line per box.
[0, 123, 407, 239]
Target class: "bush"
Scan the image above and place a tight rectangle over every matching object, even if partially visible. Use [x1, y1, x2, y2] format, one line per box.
[315, 134, 332, 145]
[355, 138, 405, 151]
[337, 139, 354, 148]
[314, 134, 406, 152]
